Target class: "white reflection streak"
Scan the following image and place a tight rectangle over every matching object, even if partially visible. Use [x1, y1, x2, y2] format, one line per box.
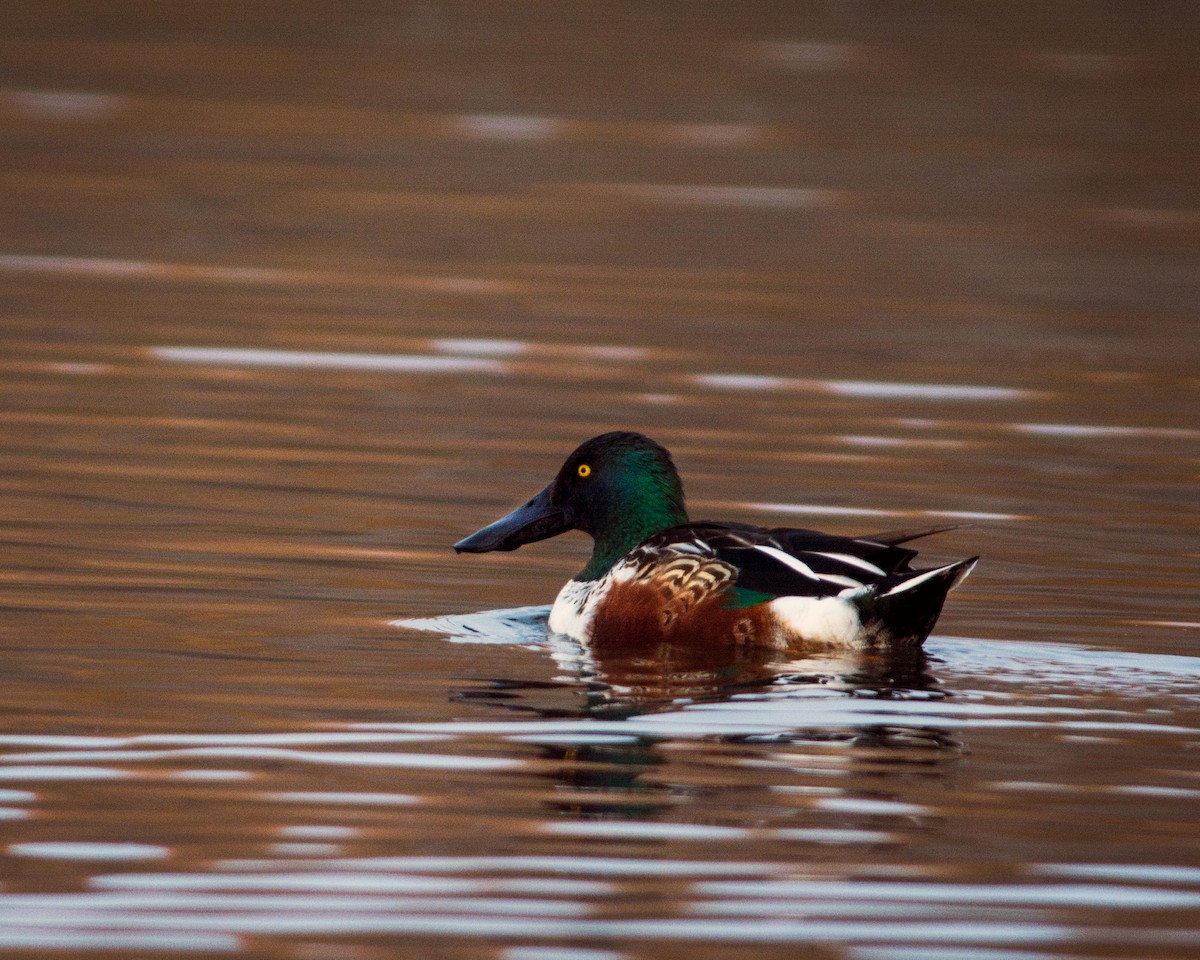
[927, 510, 1025, 521]
[693, 374, 792, 391]
[0, 254, 152, 276]
[504, 946, 627, 960]
[829, 381, 1028, 400]
[0, 907, 1081, 944]
[0, 253, 289, 283]
[45, 362, 109, 375]
[694, 879, 1200, 909]
[91, 873, 566, 894]
[0, 735, 127, 748]
[693, 374, 1031, 400]
[543, 822, 750, 840]
[136, 732, 446, 746]
[848, 947, 1066, 960]
[1014, 423, 1199, 439]
[0, 746, 520, 771]
[813, 797, 925, 816]
[745, 503, 1026, 522]
[5, 89, 124, 118]
[746, 503, 898, 518]
[612, 185, 838, 209]
[0, 891, 585, 914]
[432, 338, 527, 356]
[1035, 863, 1200, 883]
[0, 931, 237, 952]
[265, 791, 419, 806]
[454, 114, 561, 141]
[429, 338, 646, 361]
[757, 42, 859, 70]
[149, 346, 503, 374]
[8, 842, 168, 861]
[0, 766, 128, 781]
[214, 855, 776, 878]
[277, 826, 358, 840]
[776, 828, 895, 844]
[0, 732, 447, 750]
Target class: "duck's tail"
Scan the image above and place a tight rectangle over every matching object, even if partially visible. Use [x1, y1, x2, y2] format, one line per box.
[856, 556, 978, 646]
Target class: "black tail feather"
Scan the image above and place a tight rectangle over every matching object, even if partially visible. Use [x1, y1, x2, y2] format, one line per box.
[861, 523, 970, 546]
[857, 556, 978, 646]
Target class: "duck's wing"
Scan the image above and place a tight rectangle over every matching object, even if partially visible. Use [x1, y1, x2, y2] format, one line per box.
[618, 527, 741, 628]
[768, 523, 966, 575]
[641, 522, 964, 605]
[631, 523, 866, 604]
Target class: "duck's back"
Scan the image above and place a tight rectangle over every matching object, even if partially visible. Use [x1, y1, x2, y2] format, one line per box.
[576, 522, 974, 649]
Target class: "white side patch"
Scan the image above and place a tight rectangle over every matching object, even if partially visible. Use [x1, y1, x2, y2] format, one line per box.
[812, 551, 887, 577]
[769, 595, 862, 646]
[754, 545, 820, 580]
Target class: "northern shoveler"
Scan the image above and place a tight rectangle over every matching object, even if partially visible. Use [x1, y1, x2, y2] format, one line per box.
[454, 432, 977, 649]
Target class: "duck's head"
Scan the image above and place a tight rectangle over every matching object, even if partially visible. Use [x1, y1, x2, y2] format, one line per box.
[454, 431, 688, 578]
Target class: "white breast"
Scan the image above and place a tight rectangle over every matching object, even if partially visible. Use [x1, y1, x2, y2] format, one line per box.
[548, 579, 601, 640]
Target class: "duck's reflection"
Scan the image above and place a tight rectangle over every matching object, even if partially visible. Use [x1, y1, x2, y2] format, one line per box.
[405, 607, 962, 823]
[575, 632, 783, 706]
[420, 605, 944, 715]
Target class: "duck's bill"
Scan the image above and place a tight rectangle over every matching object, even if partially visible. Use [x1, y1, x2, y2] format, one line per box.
[453, 484, 572, 553]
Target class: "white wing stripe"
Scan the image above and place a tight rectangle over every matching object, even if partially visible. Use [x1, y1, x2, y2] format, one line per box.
[882, 561, 955, 596]
[816, 573, 866, 590]
[754, 545, 820, 580]
[811, 551, 887, 577]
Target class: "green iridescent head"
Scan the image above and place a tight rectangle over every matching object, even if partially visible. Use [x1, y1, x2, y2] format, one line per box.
[454, 431, 689, 580]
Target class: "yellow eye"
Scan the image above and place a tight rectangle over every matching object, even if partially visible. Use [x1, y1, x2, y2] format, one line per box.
[577, 463, 591, 478]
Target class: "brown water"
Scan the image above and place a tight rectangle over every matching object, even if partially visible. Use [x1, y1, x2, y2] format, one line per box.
[1, 2, 1198, 957]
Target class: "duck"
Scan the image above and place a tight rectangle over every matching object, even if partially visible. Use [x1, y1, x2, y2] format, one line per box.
[454, 431, 977, 649]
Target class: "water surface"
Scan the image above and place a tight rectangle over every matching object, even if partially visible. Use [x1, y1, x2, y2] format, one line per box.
[1, 1, 1197, 957]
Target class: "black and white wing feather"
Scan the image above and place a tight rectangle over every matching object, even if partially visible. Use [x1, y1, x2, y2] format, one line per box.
[633, 522, 964, 601]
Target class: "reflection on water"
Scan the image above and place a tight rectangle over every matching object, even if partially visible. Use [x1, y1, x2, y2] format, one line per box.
[3, 0, 1199, 956]
[1, 618, 1198, 954]
[400, 605, 942, 713]
[151, 345, 505, 375]
[693, 374, 1036, 401]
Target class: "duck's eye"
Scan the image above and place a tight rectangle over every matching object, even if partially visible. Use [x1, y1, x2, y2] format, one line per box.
[577, 463, 591, 478]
